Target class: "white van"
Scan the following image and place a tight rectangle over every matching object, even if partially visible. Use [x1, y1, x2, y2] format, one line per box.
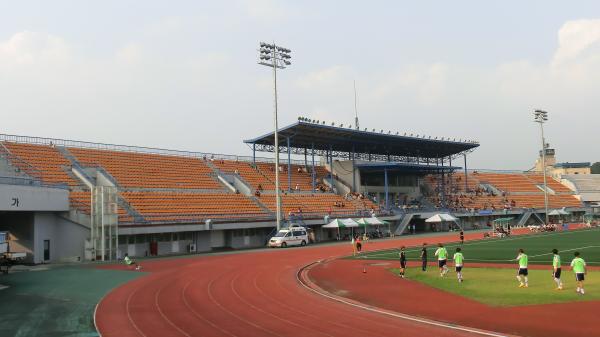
[268, 225, 309, 248]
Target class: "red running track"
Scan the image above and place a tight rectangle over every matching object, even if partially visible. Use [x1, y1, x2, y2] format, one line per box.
[96, 232, 509, 337]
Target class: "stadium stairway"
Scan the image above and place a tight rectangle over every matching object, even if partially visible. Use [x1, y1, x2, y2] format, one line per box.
[56, 147, 96, 185]
[205, 160, 254, 195]
[0, 151, 26, 177]
[394, 213, 414, 235]
[0, 142, 42, 179]
[516, 210, 535, 227]
[116, 196, 146, 224]
[248, 195, 274, 215]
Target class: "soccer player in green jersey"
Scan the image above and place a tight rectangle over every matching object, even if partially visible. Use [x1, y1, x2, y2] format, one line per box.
[434, 243, 449, 277]
[453, 247, 464, 283]
[552, 249, 563, 290]
[515, 248, 528, 288]
[571, 251, 587, 295]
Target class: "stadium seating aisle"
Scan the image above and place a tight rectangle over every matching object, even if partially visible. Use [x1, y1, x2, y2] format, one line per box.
[211, 159, 276, 190]
[525, 174, 573, 193]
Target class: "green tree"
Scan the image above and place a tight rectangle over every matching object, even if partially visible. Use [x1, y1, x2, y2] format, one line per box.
[591, 162, 600, 174]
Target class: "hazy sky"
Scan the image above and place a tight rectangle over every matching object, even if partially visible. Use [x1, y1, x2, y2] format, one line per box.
[1, 1, 600, 170]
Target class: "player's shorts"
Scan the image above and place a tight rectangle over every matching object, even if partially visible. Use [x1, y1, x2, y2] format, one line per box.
[400, 260, 406, 268]
[576, 273, 585, 281]
[554, 268, 561, 279]
[455, 265, 463, 272]
[518, 268, 528, 276]
[438, 259, 447, 268]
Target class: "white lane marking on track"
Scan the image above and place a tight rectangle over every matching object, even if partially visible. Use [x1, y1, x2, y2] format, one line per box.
[207, 270, 282, 337]
[277, 266, 420, 336]
[181, 277, 238, 337]
[259, 266, 384, 337]
[230, 272, 335, 337]
[298, 263, 510, 337]
[155, 282, 192, 337]
[126, 285, 149, 337]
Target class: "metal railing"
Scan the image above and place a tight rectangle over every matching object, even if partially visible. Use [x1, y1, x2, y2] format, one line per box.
[0, 142, 43, 179]
[0, 133, 307, 166]
[0, 175, 68, 189]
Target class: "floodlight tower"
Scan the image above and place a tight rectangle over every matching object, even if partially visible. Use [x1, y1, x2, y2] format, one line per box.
[258, 42, 292, 230]
[534, 109, 550, 225]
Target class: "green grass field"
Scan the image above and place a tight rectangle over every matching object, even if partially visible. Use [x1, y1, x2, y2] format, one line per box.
[354, 228, 600, 265]
[390, 267, 600, 306]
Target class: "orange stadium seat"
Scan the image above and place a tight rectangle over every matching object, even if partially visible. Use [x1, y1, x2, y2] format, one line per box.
[2, 142, 80, 186]
[68, 148, 222, 189]
[121, 191, 268, 222]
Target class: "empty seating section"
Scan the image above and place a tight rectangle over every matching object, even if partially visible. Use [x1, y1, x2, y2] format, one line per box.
[69, 191, 91, 214]
[2, 142, 79, 186]
[425, 173, 479, 193]
[258, 193, 372, 216]
[508, 194, 581, 208]
[525, 174, 573, 193]
[122, 191, 268, 222]
[69, 190, 133, 222]
[473, 173, 541, 193]
[212, 160, 275, 190]
[68, 148, 221, 189]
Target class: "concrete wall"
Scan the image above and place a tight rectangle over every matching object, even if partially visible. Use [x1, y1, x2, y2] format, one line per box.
[228, 228, 271, 249]
[33, 212, 88, 263]
[0, 184, 68, 211]
[330, 160, 361, 192]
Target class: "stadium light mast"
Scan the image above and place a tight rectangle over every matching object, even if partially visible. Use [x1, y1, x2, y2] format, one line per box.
[258, 42, 292, 231]
[534, 109, 550, 225]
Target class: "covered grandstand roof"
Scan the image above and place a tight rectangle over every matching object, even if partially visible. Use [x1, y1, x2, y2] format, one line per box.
[356, 162, 460, 173]
[244, 120, 479, 160]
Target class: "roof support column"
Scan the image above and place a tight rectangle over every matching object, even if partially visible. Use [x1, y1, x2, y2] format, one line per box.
[252, 143, 256, 166]
[449, 156, 452, 193]
[441, 157, 446, 208]
[463, 153, 468, 192]
[304, 147, 308, 168]
[329, 144, 334, 192]
[287, 136, 292, 193]
[352, 145, 356, 193]
[311, 142, 316, 192]
[384, 167, 389, 211]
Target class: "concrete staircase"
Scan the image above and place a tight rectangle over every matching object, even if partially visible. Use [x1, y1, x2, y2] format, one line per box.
[0, 142, 41, 179]
[117, 197, 146, 223]
[394, 213, 415, 235]
[249, 195, 274, 215]
[0, 153, 23, 177]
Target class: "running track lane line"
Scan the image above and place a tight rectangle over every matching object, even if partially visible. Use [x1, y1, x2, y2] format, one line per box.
[297, 260, 513, 337]
[181, 274, 238, 337]
[206, 269, 283, 337]
[254, 267, 383, 337]
[229, 272, 336, 337]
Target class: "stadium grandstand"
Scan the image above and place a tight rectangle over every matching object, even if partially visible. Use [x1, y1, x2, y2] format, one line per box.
[0, 117, 594, 263]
